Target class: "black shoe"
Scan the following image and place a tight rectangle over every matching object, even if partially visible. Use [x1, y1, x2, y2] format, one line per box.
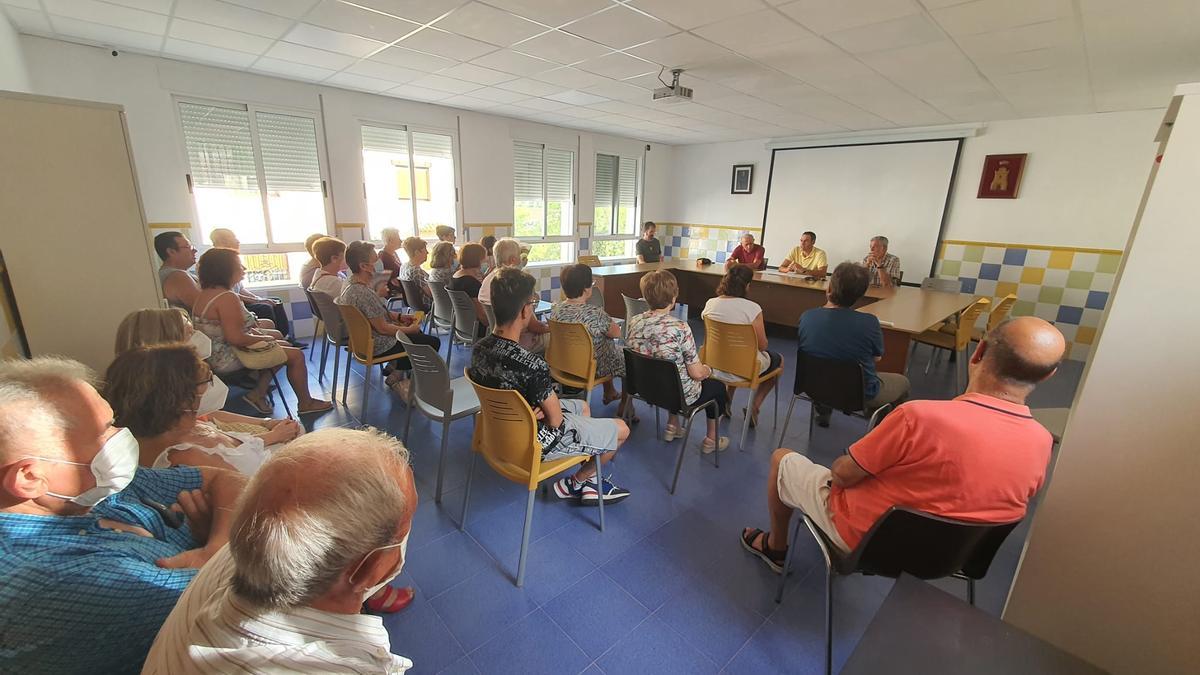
[816, 414, 831, 428]
[288, 340, 308, 349]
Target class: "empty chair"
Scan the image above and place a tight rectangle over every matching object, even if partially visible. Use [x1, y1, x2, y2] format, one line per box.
[546, 320, 612, 402]
[397, 335, 481, 504]
[336, 304, 409, 419]
[308, 290, 350, 404]
[578, 254, 602, 266]
[482, 302, 498, 334]
[621, 294, 649, 341]
[778, 351, 893, 451]
[303, 290, 326, 364]
[462, 372, 604, 587]
[426, 279, 454, 336]
[445, 287, 483, 373]
[913, 296, 991, 393]
[701, 317, 783, 451]
[776, 507, 1020, 675]
[399, 278, 429, 314]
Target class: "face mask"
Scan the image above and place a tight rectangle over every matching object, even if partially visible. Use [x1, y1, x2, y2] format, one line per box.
[196, 377, 229, 416]
[373, 258, 385, 273]
[357, 533, 409, 600]
[189, 330, 212, 360]
[26, 427, 140, 507]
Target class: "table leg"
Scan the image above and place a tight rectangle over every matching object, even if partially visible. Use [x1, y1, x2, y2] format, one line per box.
[878, 329, 912, 374]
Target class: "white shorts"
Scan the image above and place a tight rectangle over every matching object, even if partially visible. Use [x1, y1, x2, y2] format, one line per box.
[776, 452, 852, 554]
[541, 399, 620, 460]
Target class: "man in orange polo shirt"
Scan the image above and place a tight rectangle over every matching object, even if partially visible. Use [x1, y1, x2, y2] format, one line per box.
[740, 316, 1066, 571]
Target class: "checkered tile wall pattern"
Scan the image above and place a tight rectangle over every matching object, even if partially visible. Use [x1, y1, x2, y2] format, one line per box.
[655, 223, 762, 264]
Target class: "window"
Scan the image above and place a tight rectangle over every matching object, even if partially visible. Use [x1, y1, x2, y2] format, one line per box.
[592, 153, 639, 259]
[362, 124, 457, 241]
[514, 141, 575, 265]
[177, 99, 330, 285]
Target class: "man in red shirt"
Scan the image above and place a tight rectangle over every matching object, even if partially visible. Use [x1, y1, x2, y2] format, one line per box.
[725, 233, 766, 270]
[740, 316, 1066, 571]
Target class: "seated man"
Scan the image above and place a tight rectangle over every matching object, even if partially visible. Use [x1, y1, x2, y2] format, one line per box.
[725, 232, 766, 270]
[210, 228, 302, 347]
[778, 230, 827, 277]
[155, 230, 200, 311]
[470, 267, 632, 504]
[741, 316, 1064, 572]
[479, 238, 549, 353]
[635, 221, 662, 264]
[0, 357, 245, 674]
[144, 428, 416, 673]
[798, 262, 910, 427]
[861, 234, 900, 288]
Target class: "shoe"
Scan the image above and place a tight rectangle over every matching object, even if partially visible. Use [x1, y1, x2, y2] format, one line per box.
[663, 425, 680, 442]
[364, 585, 415, 613]
[288, 339, 308, 349]
[701, 436, 729, 454]
[553, 475, 585, 500]
[815, 414, 831, 428]
[389, 379, 412, 402]
[581, 476, 631, 505]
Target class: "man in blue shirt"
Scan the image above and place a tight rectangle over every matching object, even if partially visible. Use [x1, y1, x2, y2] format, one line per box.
[0, 358, 246, 674]
[797, 262, 910, 426]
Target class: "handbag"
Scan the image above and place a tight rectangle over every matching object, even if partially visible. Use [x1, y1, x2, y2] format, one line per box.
[233, 340, 288, 370]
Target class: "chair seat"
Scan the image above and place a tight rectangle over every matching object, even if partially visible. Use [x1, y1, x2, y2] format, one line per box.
[712, 364, 784, 388]
[913, 328, 956, 349]
[550, 368, 614, 390]
[414, 377, 482, 419]
[478, 449, 588, 487]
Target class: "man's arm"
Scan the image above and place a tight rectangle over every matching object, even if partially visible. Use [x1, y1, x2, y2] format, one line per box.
[162, 271, 199, 309]
[831, 453, 870, 488]
[877, 263, 894, 288]
[538, 391, 565, 428]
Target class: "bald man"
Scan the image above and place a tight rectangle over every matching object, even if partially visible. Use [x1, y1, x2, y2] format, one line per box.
[741, 317, 1065, 572]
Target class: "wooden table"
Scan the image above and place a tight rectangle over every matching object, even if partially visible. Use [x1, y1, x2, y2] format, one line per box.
[592, 262, 977, 374]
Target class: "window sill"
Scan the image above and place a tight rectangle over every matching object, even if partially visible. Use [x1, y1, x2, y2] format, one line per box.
[244, 282, 301, 294]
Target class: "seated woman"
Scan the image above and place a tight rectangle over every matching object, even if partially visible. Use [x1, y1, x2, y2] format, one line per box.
[398, 236, 433, 309]
[449, 242, 488, 336]
[701, 264, 783, 427]
[550, 264, 633, 418]
[338, 241, 442, 398]
[298, 232, 327, 292]
[192, 247, 332, 416]
[379, 227, 404, 298]
[429, 241, 456, 285]
[626, 269, 729, 453]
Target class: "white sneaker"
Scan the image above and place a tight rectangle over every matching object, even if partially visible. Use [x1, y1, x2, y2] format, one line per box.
[663, 425, 680, 442]
[701, 436, 729, 454]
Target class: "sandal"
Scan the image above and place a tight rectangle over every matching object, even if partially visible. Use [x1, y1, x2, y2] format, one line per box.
[242, 394, 273, 415]
[740, 527, 787, 574]
[297, 400, 334, 416]
[663, 424, 680, 442]
[364, 585, 415, 614]
[701, 436, 729, 454]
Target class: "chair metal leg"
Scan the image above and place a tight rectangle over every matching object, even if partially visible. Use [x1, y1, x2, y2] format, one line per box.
[360, 361, 371, 421]
[515, 489, 536, 587]
[459, 452, 478, 529]
[341, 349, 351, 407]
[670, 411, 698, 494]
[773, 384, 779, 430]
[967, 578, 976, 606]
[956, 348, 964, 394]
[655, 407, 661, 440]
[272, 372, 293, 418]
[319, 337, 329, 382]
[807, 402, 816, 453]
[925, 346, 935, 374]
[738, 393, 752, 452]
[778, 395, 799, 448]
[595, 455, 604, 532]
[435, 418, 450, 504]
[403, 397, 415, 443]
[308, 320, 320, 362]
[823, 567, 834, 675]
[330, 344, 340, 403]
[776, 516, 803, 603]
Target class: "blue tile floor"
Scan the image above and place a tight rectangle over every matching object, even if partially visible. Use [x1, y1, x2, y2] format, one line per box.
[241, 323, 1082, 674]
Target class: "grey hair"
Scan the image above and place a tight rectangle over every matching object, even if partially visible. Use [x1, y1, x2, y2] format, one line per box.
[871, 235, 889, 249]
[380, 227, 400, 242]
[229, 427, 412, 610]
[493, 237, 522, 267]
[740, 232, 754, 242]
[0, 357, 93, 461]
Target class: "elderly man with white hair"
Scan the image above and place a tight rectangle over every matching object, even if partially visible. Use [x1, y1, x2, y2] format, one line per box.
[0, 357, 246, 675]
[144, 427, 418, 673]
[725, 232, 766, 270]
[477, 237, 549, 353]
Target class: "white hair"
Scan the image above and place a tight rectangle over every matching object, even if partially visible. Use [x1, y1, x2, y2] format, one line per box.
[740, 232, 754, 242]
[229, 427, 412, 609]
[871, 235, 889, 249]
[493, 237, 523, 267]
[380, 227, 400, 243]
[0, 357, 93, 461]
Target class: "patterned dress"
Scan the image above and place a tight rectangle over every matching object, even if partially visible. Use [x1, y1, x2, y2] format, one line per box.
[192, 290, 258, 374]
[550, 301, 624, 379]
[625, 310, 702, 404]
[429, 266, 454, 285]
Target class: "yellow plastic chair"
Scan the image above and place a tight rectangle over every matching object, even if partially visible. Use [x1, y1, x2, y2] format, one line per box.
[700, 318, 783, 452]
[913, 296, 991, 393]
[546, 320, 613, 402]
[940, 292, 1017, 341]
[578, 254, 602, 267]
[336, 304, 410, 419]
[462, 371, 604, 587]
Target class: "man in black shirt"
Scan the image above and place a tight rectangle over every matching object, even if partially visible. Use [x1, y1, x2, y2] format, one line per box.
[469, 268, 632, 504]
[635, 221, 662, 264]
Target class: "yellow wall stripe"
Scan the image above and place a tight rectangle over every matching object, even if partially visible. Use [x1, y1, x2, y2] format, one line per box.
[147, 222, 191, 230]
[658, 222, 762, 232]
[334, 222, 364, 230]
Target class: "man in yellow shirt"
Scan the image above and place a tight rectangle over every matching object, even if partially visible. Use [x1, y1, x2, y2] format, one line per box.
[779, 231, 828, 277]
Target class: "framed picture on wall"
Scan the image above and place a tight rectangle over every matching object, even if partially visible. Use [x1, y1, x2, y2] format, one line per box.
[977, 153, 1027, 198]
[731, 164, 754, 194]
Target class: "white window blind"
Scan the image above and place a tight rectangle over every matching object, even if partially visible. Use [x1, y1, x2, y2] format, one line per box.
[546, 148, 573, 203]
[618, 157, 638, 210]
[513, 141, 574, 264]
[412, 131, 453, 159]
[593, 153, 640, 243]
[361, 124, 459, 241]
[178, 102, 257, 190]
[256, 111, 322, 193]
[594, 153, 616, 211]
[361, 124, 408, 154]
[514, 141, 544, 203]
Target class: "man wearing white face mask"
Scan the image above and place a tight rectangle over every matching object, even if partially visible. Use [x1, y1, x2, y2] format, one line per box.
[0, 357, 247, 675]
[145, 427, 417, 673]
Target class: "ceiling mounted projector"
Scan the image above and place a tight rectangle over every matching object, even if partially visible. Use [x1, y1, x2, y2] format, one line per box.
[653, 68, 693, 105]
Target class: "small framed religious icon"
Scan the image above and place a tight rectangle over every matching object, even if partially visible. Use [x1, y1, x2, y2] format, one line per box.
[731, 164, 754, 194]
[977, 153, 1027, 199]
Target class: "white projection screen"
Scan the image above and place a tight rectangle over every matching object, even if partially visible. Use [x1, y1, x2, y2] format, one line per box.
[761, 139, 961, 282]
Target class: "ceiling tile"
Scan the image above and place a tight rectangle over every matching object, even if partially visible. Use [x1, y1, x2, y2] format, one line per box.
[433, 2, 548, 47]
[531, 66, 610, 88]
[469, 86, 533, 103]
[345, 59, 424, 83]
[512, 97, 572, 112]
[441, 94, 503, 109]
[513, 29, 610, 64]
[574, 51, 658, 79]
[399, 27, 497, 61]
[495, 77, 567, 96]
[562, 5, 676, 50]
[263, 41, 358, 70]
[350, 0, 468, 24]
[931, 0, 1074, 36]
[692, 9, 817, 50]
[168, 18, 274, 54]
[326, 71, 398, 92]
[100, 0, 172, 13]
[222, 0, 319, 19]
[371, 45, 456, 72]
[824, 12, 945, 54]
[173, 0, 294, 39]
[555, 105, 609, 118]
[386, 82, 454, 101]
[302, 0, 420, 43]
[859, 40, 989, 95]
[481, 0, 612, 28]
[777, 0, 921, 35]
[469, 49, 558, 76]
[43, 0, 168, 34]
[627, 32, 733, 68]
[162, 37, 260, 67]
[628, 0, 767, 31]
[1, 6, 52, 34]
[439, 62, 519, 85]
[918, 0, 973, 8]
[408, 73, 484, 94]
[251, 56, 337, 81]
[957, 18, 1080, 59]
[283, 23, 386, 57]
[582, 78, 653, 102]
[544, 89, 609, 105]
[48, 17, 164, 51]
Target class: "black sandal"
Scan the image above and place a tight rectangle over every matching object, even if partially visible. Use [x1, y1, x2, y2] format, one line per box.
[740, 527, 787, 574]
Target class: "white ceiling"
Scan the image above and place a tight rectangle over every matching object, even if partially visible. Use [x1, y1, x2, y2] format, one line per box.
[4, 0, 1199, 144]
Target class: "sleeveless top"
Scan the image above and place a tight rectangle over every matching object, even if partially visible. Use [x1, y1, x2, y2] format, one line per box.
[192, 290, 257, 374]
[152, 423, 272, 475]
[159, 265, 197, 310]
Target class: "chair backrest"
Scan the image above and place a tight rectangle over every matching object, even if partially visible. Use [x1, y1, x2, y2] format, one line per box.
[622, 348, 688, 415]
[446, 287, 480, 343]
[585, 285, 605, 308]
[304, 290, 323, 321]
[622, 294, 649, 321]
[986, 293, 1018, 332]
[482, 302, 498, 332]
[921, 277, 961, 293]
[466, 370, 542, 489]
[427, 280, 454, 330]
[336, 303, 377, 361]
[794, 351, 868, 413]
[399, 278, 428, 313]
[401, 340, 453, 413]
[702, 317, 760, 382]
[844, 507, 1021, 581]
[546, 320, 597, 387]
[310, 291, 347, 343]
[954, 297, 992, 349]
[578, 254, 602, 267]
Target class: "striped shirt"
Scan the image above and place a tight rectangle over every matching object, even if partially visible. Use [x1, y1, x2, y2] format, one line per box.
[861, 253, 901, 286]
[144, 545, 413, 674]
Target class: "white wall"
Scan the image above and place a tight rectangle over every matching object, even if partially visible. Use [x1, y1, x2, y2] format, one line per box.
[0, 10, 30, 93]
[669, 139, 770, 232]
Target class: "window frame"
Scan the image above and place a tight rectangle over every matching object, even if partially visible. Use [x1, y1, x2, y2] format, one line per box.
[591, 152, 641, 261]
[359, 119, 463, 244]
[513, 139, 576, 267]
